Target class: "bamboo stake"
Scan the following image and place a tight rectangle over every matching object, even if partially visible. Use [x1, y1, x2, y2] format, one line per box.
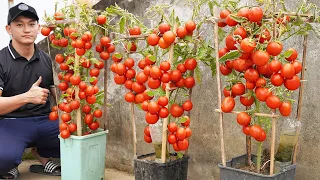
[161, 43, 174, 163]
[74, 50, 82, 136]
[74, 2, 82, 136]
[124, 22, 138, 157]
[214, 109, 280, 118]
[213, 5, 226, 167]
[103, 57, 109, 131]
[269, 3, 277, 174]
[270, 116, 277, 175]
[292, 35, 308, 164]
[245, 106, 252, 166]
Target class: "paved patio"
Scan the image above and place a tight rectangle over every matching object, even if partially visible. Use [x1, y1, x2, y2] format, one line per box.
[18, 160, 134, 180]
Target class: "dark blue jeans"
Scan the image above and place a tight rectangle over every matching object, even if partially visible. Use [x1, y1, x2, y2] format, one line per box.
[0, 115, 60, 174]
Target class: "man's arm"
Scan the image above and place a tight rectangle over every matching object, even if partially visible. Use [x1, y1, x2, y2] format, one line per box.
[0, 77, 49, 115]
[50, 86, 58, 105]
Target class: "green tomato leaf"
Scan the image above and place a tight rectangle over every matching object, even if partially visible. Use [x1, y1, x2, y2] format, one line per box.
[114, 53, 122, 59]
[146, 91, 154, 97]
[90, 77, 96, 83]
[230, 14, 248, 23]
[66, 56, 74, 65]
[177, 152, 184, 159]
[284, 49, 293, 58]
[90, 58, 100, 64]
[119, 16, 126, 34]
[219, 50, 241, 63]
[179, 116, 188, 123]
[148, 55, 156, 62]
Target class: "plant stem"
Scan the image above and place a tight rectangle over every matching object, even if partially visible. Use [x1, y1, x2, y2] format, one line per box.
[257, 142, 263, 173]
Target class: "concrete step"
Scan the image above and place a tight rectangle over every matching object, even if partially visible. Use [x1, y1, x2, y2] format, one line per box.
[17, 160, 134, 180]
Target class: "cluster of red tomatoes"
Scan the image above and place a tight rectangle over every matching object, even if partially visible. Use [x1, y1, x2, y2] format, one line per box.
[218, 7, 301, 142]
[146, 20, 196, 48]
[110, 23, 198, 151]
[44, 13, 114, 139]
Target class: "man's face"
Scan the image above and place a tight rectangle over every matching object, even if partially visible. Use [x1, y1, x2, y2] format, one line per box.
[6, 16, 39, 45]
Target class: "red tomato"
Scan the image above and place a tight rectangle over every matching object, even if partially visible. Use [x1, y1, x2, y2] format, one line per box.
[268, 59, 282, 73]
[255, 87, 272, 102]
[286, 48, 298, 61]
[68, 123, 77, 133]
[129, 26, 141, 35]
[266, 95, 282, 109]
[168, 134, 177, 144]
[176, 128, 186, 141]
[170, 104, 184, 117]
[147, 34, 160, 46]
[159, 23, 171, 34]
[220, 10, 231, 18]
[177, 139, 189, 150]
[61, 113, 71, 122]
[144, 126, 151, 136]
[185, 20, 196, 32]
[219, 48, 229, 58]
[242, 126, 251, 135]
[221, 97, 235, 112]
[248, 7, 263, 22]
[144, 135, 152, 143]
[148, 101, 160, 115]
[220, 65, 232, 76]
[184, 58, 197, 70]
[231, 83, 245, 96]
[60, 130, 70, 139]
[240, 38, 256, 53]
[93, 109, 103, 118]
[234, 26, 247, 39]
[49, 111, 58, 121]
[237, 7, 249, 19]
[157, 96, 168, 107]
[184, 77, 195, 88]
[176, 26, 188, 38]
[145, 112, 159, 124]
[279, 102, 292, 116]
[246, 81, 255, 90]
[266, 41, 283, 56]
[225, 34, 237, 50]
[240, 96, 254, 106]
[284, 75, 300, 90]
[270, 73, 284, 86]
[252, 50, 270, 66]
[225, 14, 238, 26]
[244, 68, 259, 82]
[255, 129, 266, 142]
[249, 125, 262, 139]
[281, 63, 295, 79]
[182, 100, 193, 111]
[168, 122, 178, 133]
[255, 77, 266, 87]
[96, 15, 107, 24]
[292, 61, 302, 74]
[89, 121, 100, 131]
[158, 107, 169, 118]
[237, 112, 251, 126]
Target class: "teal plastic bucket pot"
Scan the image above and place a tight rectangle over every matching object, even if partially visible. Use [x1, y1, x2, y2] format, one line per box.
[59, 129, 107, 180]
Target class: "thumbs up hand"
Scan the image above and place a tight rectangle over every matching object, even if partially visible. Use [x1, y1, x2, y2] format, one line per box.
[25, 76, 50, 104]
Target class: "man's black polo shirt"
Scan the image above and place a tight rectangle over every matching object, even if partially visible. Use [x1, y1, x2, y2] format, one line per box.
[0, 42, 54, 118]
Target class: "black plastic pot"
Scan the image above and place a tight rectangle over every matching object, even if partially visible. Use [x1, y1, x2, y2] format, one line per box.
[134, 153, 189, 180]
[218, 154, 297, 180]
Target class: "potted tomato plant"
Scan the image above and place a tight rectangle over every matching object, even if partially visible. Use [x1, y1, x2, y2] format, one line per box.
[211, 0, 320, 179]
[42, 1, 116, 180]
[105, 3, 216, 179]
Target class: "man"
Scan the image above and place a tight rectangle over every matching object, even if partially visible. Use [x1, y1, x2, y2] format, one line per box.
[0, 3, 61, 179]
